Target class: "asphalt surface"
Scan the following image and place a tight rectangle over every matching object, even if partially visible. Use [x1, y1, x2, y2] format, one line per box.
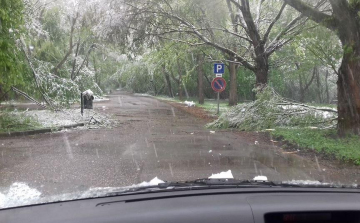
[0, 91, 359, 197]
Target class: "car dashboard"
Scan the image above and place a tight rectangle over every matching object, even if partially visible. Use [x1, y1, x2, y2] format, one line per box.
[1, 188, 360, 223]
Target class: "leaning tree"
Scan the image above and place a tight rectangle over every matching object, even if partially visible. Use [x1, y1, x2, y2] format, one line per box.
[284, 0, 360, 136]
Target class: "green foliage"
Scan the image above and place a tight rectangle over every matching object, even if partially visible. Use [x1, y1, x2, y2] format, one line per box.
[270, 22, 340, 103]
[0, 0, 341, 110]
[343, 43, 354, 57]
[31, 59, 80, 106]
[0, 110, 42, 133]
[42, 7, 65, 43]
[349, 0, 360, 10]
[237, 67, 256, 101]
[0, 0, 26, 93]
[34, 41, 63, 63]
[106, 60, 153, 93]
[272, 128, 360, 165]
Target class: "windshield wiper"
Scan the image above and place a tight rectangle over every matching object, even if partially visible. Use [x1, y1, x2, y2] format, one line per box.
[105, 178, 280, 196]
[105, 179, 360, 197]
[158, 178, 277, 188]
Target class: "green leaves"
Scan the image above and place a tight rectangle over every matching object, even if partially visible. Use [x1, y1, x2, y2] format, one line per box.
[0, 0, 25, 93]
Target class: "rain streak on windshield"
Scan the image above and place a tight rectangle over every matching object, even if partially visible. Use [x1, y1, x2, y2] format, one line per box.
[0, 0, 360, 208]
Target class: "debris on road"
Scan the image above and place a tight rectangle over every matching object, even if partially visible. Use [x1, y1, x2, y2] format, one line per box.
[253, 176, 268, 181]
[11, 108, 117, 130]
[282, 151, 298, 154]
[93, 96, 110, 102]
[210, 131, 216, 134]
[0, 182, 41, 209]
[184, 101, 195, 107]
[134, 93, 152, 97]
[135, 177, 164, 187]
[208, 170, 234, 179]
[265, 129, 275, 131]
[0, 178, 165, 209]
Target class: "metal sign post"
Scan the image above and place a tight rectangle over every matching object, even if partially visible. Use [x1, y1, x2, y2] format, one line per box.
[211, 77, 227, 115]
[213, 63, 226, 115]
[81, 93, 84, 116]
[217, 92, 220, 114]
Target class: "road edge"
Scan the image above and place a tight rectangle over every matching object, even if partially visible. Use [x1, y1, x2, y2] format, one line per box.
[0, 123, 86, 138]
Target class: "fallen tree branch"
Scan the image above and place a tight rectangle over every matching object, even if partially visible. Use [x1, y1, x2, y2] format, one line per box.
[276, 102, 337, 113]
[11, 87, 47, 109]
[208, 87, 337, 131]
[19, 37, 63, 111]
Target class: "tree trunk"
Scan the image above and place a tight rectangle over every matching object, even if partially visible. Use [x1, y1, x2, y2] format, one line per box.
[254, 63, 269, 87]
[93, 56, 100, 86]
[336, 15, 360, 136]
[253, 51, 269, 99]
[0, 85, 6, 102]
[337, 51, 360, 136]
[71, 40, 80, 80]
[335, 8, 360, 136]
[284, 0, 360, 136]
[53, 14, 78, 76]
[153, 81, 158, 95]
[325, 69, 330, 104]
[298, 74, 305, 103]
[0, 85, 3, 98]
[178, 76, 183, 100]
[228, 55, 238, 106]
[296, 64, 316, 103]
[204, 73, 212, 86]
[299, 88, 305, 103]
[163, 65, 174, 98]
[183, 82, 189, 99]
[315, 67, 323, 103]
[176, 58, 183, 101]
[197, 54, 204, 104]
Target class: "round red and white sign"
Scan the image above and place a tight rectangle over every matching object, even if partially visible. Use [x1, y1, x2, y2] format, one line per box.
[211, 77, 227, 93]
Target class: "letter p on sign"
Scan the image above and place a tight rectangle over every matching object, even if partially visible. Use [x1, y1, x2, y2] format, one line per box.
[214, 63, 225, 74]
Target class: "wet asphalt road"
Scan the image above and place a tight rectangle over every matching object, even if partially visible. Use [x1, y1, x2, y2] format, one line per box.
[0, 91, 359, 196]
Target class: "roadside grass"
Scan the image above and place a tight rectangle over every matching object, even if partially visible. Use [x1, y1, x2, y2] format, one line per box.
[271, 128, 360, 165]
[0, 110, 42, 133]
[197, 101, 230, 115]
[155, 96, 230, 115]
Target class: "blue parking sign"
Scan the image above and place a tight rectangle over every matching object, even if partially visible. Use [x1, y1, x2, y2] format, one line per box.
[214, 63, 225, 74]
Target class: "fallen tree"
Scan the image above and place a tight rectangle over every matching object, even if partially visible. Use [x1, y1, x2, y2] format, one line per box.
[208, 87, 337, 131]
[11, 87, 47, 109]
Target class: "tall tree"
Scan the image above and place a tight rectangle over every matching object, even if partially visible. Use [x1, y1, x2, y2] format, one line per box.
[0, 0, 24, 98]
[284, 0, 360, 136]
[197, 53, 205, 104]
[116, 0, 311, 105]
[295, 63, 317, 102]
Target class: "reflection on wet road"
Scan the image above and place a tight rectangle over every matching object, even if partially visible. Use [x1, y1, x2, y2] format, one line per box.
[0, 91, 358, 196]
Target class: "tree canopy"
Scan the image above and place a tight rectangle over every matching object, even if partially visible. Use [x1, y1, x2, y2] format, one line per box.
[0, 0, 25, 94]
[1, 0, 359, 136]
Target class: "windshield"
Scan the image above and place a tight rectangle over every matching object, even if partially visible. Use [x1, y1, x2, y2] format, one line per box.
[1, 0, 360, 209]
